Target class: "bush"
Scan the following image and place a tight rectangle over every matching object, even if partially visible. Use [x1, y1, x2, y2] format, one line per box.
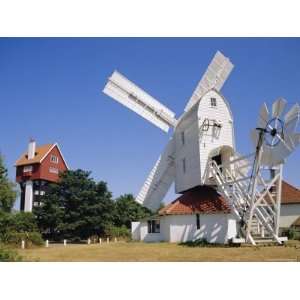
[286, 228, 300, 240]
[0, 246, 22, 262]
[0, 212, 43, 247]
[104, 225, 130, 240]
[3, 231, 43, 247]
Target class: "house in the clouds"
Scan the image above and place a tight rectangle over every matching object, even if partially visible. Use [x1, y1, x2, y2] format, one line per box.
[15, 139, 68, 212]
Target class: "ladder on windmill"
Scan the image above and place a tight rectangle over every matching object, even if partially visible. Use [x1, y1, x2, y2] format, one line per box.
[206, 154, 285, 245]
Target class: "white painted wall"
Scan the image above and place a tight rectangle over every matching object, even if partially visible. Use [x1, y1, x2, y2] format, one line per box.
[163, 214, 234, 243]
[131, 222, 141, 241]
[197, 90, 235, 182]
[132, 214, 237, 244]
[174, 90, 235, 193]
[175, 105, 201, 193]
[280, 204, 300, 227]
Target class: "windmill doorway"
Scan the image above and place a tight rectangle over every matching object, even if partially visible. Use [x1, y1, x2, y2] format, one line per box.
[211, 154, 223, 172]
[208, 146, 234, 176]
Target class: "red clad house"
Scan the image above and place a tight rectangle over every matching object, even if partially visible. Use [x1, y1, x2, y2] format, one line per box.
[15, 139, 68, 212]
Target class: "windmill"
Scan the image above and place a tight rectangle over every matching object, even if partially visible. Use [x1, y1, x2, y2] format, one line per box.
[103, 51, 234, 211]
[102, 51, 300, 244]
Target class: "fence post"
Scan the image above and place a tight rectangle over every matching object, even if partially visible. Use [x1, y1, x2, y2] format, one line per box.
[64, 239, 67, 247]
[45, 240, 49, 248]
[21, 240, 25, 249]
[107, 237, 109, 244]
[114, 237, 117, 243]
[99, 238, 102, 245]
[87, 238, 91, 245]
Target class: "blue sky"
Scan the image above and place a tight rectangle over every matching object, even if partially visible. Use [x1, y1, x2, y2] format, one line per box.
[1, 38, 300, 208]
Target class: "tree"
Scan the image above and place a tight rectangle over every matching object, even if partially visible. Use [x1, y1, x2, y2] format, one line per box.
[114, 194, 152, 228]
[34, 169, 115, 241]
[0, 154, 16, 212]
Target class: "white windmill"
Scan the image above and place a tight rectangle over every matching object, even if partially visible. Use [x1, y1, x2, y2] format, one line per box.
[103, 51, 300, 244]
[103, 51, 235, 211]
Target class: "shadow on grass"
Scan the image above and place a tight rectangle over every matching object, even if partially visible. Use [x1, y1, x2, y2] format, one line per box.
[179, 238, 240, 248]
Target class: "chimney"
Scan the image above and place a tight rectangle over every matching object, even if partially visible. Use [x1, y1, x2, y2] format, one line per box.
[28, 138, 36, 160]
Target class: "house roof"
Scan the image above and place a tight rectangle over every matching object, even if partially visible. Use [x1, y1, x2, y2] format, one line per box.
[15, 143, 69, 169]
[281, 181, 300, 205]
[15, 143, 55, 166]
[159, 185, 231, 216]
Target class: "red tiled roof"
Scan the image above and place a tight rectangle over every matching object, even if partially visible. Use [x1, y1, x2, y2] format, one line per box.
[15, 144, 55, 166]
[159, 185, 231, 215]
[281, 181, 300, 204]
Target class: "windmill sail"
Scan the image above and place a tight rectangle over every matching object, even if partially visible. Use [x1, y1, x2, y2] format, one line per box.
[136, 138, 175, 211]
[103, 71, 177, 132]
[184, 51, 234, 112]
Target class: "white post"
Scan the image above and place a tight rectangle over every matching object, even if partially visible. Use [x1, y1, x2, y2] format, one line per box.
[21, 240, 25, 249]
[114, 237, 117, 243]
[64, 239, 67, 247]
[99, 238, 102, 244]
[107, 237, 109, 244]
[275, 165, 283, 237]
[261, 226, 265, 238]
[45, 240, 49, 248]
[87, 238, 91, 245]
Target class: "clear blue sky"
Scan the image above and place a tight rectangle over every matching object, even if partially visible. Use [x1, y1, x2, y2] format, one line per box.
[1, 38, 300, 208]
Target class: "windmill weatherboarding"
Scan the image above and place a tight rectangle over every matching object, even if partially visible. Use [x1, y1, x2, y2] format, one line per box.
[102, 51, 300, 245]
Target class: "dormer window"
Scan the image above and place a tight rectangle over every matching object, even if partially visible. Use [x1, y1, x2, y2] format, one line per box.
[23, 165, 33, 173]
[210, 97, 217, 107]
[50, 155, 59, 164]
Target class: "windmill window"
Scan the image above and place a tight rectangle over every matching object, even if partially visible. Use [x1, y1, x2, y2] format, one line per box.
[50, 155, 59, 164]
[147, 220, 160, 233]
[182, 158, 186, 173]
[196, 214, 200, 229]
[210, 97, 217, 107]
[181, 131, 185, 145]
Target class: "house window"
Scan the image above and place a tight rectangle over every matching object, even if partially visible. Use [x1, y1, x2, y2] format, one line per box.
[196, 214, 200, 230]
[23, 165, 33, 173]
[210, 97, 217, 107]
[181, 131, 185, 145]
[182, 158, 186, 174]
[49, 167, 59, 174]
[50, 155, 59, 164]
[147, 220, 160, 233]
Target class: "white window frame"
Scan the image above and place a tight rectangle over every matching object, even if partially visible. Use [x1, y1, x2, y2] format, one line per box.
[23, 165, 33, 173]
[50, 155, 59, 164]
[49, 167, 59, 174]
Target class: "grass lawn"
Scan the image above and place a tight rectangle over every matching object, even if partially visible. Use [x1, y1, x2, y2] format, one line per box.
[17, 241, 300, 262]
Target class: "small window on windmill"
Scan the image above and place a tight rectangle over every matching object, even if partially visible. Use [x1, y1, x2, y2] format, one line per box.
[210, 97, 217, 107]
[182, 158, 186, 174]
[181, 131, 185, 145]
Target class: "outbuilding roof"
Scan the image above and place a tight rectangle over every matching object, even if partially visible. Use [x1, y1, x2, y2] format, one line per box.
[281, 181, 300, 204]
[159, 185, 231, 215]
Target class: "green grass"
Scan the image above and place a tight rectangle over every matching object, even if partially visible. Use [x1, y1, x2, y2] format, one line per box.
[16, 240, 300, 262]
